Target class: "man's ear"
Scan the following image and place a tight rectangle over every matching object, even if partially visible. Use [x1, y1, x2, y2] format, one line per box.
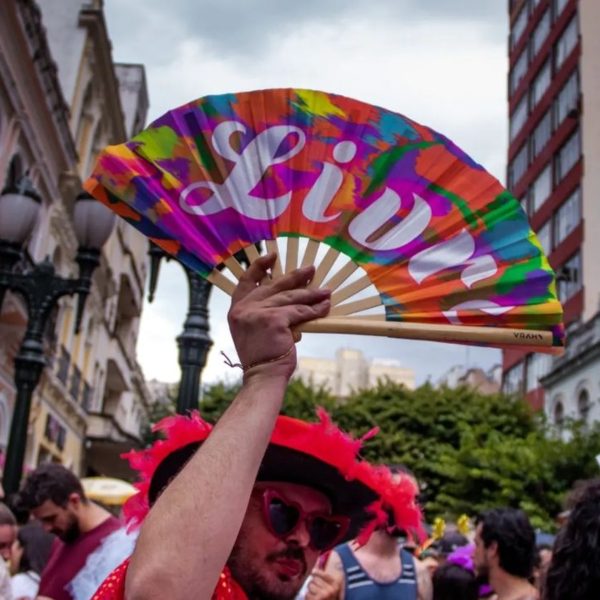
[68, 492, 82, 509]
[488, 540, 499, 561]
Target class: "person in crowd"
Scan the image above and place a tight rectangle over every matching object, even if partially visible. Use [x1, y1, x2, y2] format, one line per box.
[473, 508, 538, 600]
[91, 255, 422, 600]
[307, 522, 432, 600]
[432, 562, 478, 600]
[542, 477, 600, 600]
[10, 522, 54, 600]
[0, 502, 16, 600]
[18, 464, 136, 600]
[307, 475, 433, 600]
[532, 544, 552, 592]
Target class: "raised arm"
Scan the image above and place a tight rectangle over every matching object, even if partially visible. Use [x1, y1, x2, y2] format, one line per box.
[125, 254, 331, 600]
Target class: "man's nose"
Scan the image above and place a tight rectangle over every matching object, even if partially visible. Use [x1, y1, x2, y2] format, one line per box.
[287, 520, 311, 548]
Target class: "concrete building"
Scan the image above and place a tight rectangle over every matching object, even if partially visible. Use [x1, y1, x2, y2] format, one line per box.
[438, 365, 502, 395]
[296, 348, 415, 399]
[503, 0, 600, 409]
[0, 0, 151, 478]
[541, 311, 600, 433]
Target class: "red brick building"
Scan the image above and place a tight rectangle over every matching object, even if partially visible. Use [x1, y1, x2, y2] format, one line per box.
[502, 0, 600, 409]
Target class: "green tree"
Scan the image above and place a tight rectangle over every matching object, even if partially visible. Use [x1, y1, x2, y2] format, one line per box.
[142, 375, 600, 531]
[200, 377, 336, 423]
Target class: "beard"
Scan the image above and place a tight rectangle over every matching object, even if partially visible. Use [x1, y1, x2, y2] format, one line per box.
[475, 562, 490, 584]
[56, 515, 80, 543]
[228, 543, 308, 600]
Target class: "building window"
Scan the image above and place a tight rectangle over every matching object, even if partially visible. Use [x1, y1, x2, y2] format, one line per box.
[44, 414, 67, 452]
[503, 362, 524, 394]
[557, 251, 582, 302]
[508, 144, 529, 189]
[531, 110, 552, 161]
[554, 16, 579, 72]
[520, 192, 530, 215]
[578, 389, 590, 424]
[69, 366, 82, 402]
[531, 164, 552, 213]
[510, 50, 529, 96]
[526, 353, 553, 392]
[511, 5, 529, 49]
[553, 0, 570, 21]
[553, 71, 579, 129]
[554, 187, 581, 246]
[554, 401, 564, 428]
[555, 128, 581, 183]
[56, 347, 70, 386]
[510, 95, 529, 142]
[530, 60, 551, 109]
[537, 220, 552, 255]
[82, 382, 94, 412]
[531, 9, 551, 58]
[530, 0, 543, 13]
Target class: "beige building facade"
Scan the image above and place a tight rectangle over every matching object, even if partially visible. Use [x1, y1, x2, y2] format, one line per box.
[0, 0, 151, 478]
[296, 348, 415, 399]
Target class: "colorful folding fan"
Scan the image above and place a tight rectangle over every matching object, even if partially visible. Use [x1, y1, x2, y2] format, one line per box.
[84, 88, 564, 353]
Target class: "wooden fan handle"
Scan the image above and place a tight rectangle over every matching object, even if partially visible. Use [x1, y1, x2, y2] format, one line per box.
[299, 317, 563, 355]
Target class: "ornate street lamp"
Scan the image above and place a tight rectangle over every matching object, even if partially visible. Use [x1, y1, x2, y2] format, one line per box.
[0, 177, 114, 495]
[148, 244, 213, 415]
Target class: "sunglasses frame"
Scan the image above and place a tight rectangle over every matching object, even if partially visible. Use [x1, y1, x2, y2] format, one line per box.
[260, 489, 350, 552]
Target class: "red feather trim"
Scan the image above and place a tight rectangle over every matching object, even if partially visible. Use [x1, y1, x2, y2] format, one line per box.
[121, 409, 424, 541]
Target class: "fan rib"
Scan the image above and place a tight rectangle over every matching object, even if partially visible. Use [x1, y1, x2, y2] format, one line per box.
[300, 239, 320, 269]
[310, 246, 340, 288]
[224, 256, 245, 280]
[266, 239, 283, 278]
[300, 317, 561, 354]
[285, 237, 300, 274]
[331, 274, 373, 307]
[323, 261, 359, 293]
[244, 244, 261, 264]
[207, 270, 236, 296]
[329, 295, 383, 316]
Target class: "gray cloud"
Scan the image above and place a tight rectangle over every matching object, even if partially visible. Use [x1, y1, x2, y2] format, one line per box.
[105, 0, 506, 63]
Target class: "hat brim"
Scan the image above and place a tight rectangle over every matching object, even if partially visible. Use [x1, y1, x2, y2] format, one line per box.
[149, 441, 377, 541]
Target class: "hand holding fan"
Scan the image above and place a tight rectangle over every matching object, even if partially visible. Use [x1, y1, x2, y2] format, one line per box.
[84, 89, 564, 353]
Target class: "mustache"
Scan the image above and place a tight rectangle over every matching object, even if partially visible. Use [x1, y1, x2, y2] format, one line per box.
[266, 546, 308, 574]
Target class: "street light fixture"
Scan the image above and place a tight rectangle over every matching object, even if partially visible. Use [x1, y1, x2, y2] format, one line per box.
[148, 243, 213, 415]
[0, 177, 114, 496]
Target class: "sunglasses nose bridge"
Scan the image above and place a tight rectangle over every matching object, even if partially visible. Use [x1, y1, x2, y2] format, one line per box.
[286, 517, 312, 548]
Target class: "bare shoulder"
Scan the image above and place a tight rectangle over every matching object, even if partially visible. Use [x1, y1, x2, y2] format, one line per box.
[323, 550, 344, 574]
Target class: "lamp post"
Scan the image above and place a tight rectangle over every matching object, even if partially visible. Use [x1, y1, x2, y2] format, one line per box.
[148, 244, 213, 414]
[0, 177, 114, 495]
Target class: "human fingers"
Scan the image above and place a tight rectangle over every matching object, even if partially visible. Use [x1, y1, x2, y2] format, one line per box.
[285, 299, 331, 327]
[310, 570, 337, 586]
[250, 264, 316, 300]
[233, 253, 277, 299]
[263, 287, 331, 308]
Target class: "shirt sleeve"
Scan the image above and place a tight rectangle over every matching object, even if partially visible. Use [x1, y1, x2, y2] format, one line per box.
[91, 559, 129, 600]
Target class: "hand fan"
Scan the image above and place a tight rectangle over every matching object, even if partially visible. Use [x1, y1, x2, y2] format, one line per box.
[84, 88, 564, 354]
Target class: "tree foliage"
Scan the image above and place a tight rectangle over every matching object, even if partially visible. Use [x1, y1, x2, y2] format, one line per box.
[146, 376, 600, 531]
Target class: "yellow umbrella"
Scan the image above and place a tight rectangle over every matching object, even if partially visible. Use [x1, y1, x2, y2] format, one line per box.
[81, 477, 137, 506]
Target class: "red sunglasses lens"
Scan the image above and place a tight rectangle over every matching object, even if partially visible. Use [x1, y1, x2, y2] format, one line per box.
[309, 516, 347, 551]
[267, 497, 300, 536]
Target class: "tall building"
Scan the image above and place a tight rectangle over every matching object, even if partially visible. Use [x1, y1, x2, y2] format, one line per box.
[0, 0, 151, 478]
[296, 348, 415, 399]
[503, 0, 600, 409]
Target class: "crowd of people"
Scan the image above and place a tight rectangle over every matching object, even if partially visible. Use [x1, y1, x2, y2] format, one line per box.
[0, 256, 598, 600]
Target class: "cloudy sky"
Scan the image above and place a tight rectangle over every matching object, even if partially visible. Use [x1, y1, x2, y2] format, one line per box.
[104, 0, 510, 387]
